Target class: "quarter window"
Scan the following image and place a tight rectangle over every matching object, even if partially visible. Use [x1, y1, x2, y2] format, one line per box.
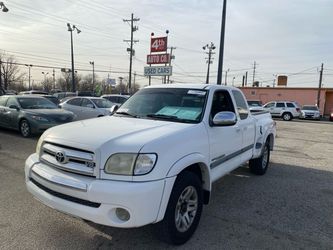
[286, 102, 295, 108]
[232, 90, 249, 120]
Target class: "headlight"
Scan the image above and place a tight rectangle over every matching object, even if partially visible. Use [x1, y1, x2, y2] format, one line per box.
[31, 115, 49, 122]
[104, 153, 157, 176]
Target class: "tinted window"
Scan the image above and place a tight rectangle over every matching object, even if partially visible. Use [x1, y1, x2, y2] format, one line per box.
[232, 90, 249, 120]
[286, 102, 295, 108]
[302, 106, 318, 110]
[211, 90, 235, 118]
[106, 96, 117, 102]
[276, 102, 285, 108]
[67, 98, 82, 106]
[0, 96, 8, 106]
[119, 96, 129, 104]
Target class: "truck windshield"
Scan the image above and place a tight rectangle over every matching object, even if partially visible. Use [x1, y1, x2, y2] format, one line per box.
[116, 88, 207, 123]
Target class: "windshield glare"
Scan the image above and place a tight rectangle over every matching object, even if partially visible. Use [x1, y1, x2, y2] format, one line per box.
[91, 98, 113, 108]
[116, 88, 207, 123]
[18, 97, 57, 109]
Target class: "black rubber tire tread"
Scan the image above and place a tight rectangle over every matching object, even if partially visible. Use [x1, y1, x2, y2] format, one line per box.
[154, 171, 203, 245]
[20, 119, 31, 137]
[249, 142, 270, 175]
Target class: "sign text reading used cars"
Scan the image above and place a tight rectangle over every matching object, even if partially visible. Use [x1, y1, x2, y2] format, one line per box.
[147, 54, 170, 64]
[144, 66, 172, 76]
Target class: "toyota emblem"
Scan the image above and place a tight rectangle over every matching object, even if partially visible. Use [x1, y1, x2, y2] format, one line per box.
[55, 151, 66, 164]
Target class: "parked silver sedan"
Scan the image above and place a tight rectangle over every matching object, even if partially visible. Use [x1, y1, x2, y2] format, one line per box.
[59, 96, 114, 120]
[0, 95, 75, 137]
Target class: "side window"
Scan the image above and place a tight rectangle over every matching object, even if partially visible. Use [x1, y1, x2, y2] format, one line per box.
[276, 102, 285, 108]
[81, 98, 94, 108]
[6, 97, 19, 108]
[0, 96, 8, 106]
[67, 98, 81, 106]
[232, 90, 249, 120]
[210, 90, 235, 119]
[286, 102, 295, 108]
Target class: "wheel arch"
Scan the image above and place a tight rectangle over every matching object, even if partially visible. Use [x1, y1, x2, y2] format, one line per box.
[156, 154, 211, 223]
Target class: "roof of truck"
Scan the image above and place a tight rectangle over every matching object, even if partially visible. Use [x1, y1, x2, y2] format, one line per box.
[145, 83, 238, 91]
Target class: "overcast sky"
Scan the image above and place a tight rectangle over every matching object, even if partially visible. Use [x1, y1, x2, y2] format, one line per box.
[0, 0, 332, 88]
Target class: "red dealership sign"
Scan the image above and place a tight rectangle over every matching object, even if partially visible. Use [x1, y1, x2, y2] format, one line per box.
[147, 53, 170, 64]
[150, 36, 168, 52]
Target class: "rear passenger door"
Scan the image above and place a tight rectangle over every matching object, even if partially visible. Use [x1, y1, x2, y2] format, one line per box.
[231, 90, 256, 163]
[274, 102, 286, 116]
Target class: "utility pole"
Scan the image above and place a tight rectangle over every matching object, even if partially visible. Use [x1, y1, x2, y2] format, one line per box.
[217, 0, 227, 85]
[67, 23, 81, 92]
[52, 68, 55, 90]
[89, 61, 95, 92]
[242, 75, 245, 87]
[167, 46, 176, 84]
[224, 68, 229, 85]
[203, 42, 216, 84]
[317, 63, 324, 109]
[245, 71, 248, 86]
[123, 13, 140, 94]
[252, 61, 256, 85]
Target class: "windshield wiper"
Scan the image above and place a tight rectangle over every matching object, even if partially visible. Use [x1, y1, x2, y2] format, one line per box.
[147, 113, 196, 123]
[115, 111, 139, 118]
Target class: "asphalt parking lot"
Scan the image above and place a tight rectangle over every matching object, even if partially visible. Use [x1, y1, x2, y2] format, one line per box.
[0, 120, 332, 249]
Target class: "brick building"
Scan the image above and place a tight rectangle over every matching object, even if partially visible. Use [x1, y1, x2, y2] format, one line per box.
[240, 87, 333, 116]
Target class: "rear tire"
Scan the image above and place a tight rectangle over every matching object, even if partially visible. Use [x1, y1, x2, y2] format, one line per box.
[282, 112, 292, 121]
[154, 171, 203, 245]
[249, 142, 270, 175]
[20, 119, 31, 137]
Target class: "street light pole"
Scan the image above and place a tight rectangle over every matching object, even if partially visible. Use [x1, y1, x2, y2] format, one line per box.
[203, 42, 216, 84]
[67, 23, 81, 92]
[224, 68, 230, 85]
[89, 61, 95, 92]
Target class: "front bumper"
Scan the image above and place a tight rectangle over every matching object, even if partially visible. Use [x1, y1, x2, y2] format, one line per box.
[25, 153, 174, 228]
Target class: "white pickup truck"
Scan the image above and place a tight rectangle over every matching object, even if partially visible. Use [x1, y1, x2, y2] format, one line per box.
[25, 84, 276, 245]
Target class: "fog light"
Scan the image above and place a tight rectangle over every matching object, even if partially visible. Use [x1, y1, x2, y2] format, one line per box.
[115, 208, 130, 222]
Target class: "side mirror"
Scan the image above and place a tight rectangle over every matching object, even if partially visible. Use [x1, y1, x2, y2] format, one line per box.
[9, 105, 20, 111]
[212, 111, 237, 126]
[110, 104, 119, 115]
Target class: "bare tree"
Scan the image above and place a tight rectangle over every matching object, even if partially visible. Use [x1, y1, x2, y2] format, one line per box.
[0, 53, 25, 90]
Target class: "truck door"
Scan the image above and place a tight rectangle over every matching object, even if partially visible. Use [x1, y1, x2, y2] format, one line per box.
[208, 90, 243, 182]
[231, 90, 255, 163]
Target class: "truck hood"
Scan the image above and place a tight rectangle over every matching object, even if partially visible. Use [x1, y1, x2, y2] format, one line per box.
[44, 116, 193, 151]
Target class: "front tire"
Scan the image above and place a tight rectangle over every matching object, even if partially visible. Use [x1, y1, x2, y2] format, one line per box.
[20, 119, 31, 137]
[154, 171, 203, 245]
[249, 142, 270, 175]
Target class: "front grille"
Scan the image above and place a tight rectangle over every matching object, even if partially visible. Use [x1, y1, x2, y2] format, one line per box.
[40, 142, 96, 176]
[30, 178, 101, 208]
